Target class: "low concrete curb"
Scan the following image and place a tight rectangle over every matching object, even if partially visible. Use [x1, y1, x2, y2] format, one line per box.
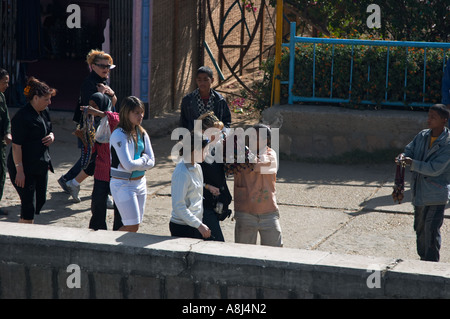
[0, 223, 449, 299]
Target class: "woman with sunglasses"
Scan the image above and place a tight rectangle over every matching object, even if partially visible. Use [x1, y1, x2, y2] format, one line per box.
[58, 50, 117, 202]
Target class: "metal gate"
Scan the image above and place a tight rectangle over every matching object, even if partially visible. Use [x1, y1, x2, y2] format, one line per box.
[109, 0, 133, 108]
[0, 0, 17, 106]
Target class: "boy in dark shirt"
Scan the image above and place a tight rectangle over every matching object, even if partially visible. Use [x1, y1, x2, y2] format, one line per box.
[180, 66, 231, 132]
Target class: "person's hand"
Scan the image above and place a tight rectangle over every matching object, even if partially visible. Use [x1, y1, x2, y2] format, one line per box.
[97, 83, 107, 94]
[97, 84, 115, 97]
[403, 157, 412, 166]
[395, 154, 412, 166]
[42, 132, 55, 147]
[206, 184, 220, 197]
[15, 170, 25, 188]
[4, 134, 12, 145]
[395, 154, 404, 164]
[198, 223, 211, 239]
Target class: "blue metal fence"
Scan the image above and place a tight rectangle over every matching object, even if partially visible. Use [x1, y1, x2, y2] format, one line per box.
[281, 22, 450, 107]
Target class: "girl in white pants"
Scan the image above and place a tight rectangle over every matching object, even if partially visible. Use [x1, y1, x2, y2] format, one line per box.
[110, 96, 155, 232]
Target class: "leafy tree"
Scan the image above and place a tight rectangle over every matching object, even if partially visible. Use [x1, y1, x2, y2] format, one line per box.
[270, 0, 449, 42]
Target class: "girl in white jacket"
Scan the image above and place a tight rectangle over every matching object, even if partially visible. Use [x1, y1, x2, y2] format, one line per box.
[110, 97, 155, 232]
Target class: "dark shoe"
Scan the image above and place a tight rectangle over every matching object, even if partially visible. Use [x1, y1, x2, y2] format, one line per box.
[58, 176, 70, 194]
[0, 208, 8, 216]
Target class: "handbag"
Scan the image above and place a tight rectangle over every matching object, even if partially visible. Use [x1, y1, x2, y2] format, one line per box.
[95, 116, 111, 143]
[73, 109, 96, 169]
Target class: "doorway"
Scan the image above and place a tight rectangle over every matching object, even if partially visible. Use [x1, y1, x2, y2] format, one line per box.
[25, 0, 110, 112]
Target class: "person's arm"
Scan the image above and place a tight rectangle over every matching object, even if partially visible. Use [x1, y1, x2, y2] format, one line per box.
[110, 131, 153, 171]
[410, 149, 450, 177]
[179, 96, 190, 130]
[142, 133, 156, 169]
[82, 105, 107, 118]
[12, 143, 25, 188]
[254, 148, 278, 175]
[0, 97, 11, 145]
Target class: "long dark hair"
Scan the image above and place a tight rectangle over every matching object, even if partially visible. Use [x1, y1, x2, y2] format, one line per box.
[117, 96, 147, 145]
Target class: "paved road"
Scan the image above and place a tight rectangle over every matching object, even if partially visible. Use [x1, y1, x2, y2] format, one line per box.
[1, 112, 449, 263]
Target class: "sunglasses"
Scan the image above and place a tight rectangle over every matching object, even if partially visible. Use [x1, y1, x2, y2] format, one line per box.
[94, 63, 115, 70]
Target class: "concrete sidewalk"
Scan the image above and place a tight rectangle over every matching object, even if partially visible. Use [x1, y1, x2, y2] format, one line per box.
[0, 111, 449, 264]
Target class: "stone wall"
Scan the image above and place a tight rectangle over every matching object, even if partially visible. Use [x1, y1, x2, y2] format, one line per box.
[0, 223, 449, 300]
[262, 105, 427, 159]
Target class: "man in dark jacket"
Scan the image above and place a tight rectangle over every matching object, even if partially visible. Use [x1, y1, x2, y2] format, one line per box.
[180, 66, 231, 132]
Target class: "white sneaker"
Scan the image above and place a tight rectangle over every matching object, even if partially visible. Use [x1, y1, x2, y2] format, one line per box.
[66, 179, 81, 203]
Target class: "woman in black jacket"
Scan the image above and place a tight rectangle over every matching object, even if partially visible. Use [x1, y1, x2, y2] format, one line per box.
[8, 77, 56, 224]
[58, 49, 117, 202]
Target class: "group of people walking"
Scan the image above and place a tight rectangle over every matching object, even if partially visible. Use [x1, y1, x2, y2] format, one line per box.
[0, 50, 156, 235]
[1, 52, 450, 259]
[0, 52, 283, 249]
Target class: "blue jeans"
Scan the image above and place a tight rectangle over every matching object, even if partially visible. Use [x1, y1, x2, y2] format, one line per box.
[414, 205, 445, 262]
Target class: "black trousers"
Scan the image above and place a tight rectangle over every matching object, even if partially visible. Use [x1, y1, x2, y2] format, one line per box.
[414, 205, 445, 262]
[89, 179, 109, 230]
[90, 179, 123, 231]
[8, 167, 48, 221]
[169, 221, 203, 239]
[202, 209, 225, 242]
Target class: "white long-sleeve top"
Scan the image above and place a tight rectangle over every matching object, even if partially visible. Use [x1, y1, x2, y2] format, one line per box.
[170, 160, 204, 229]
[110, 128, 155, 178]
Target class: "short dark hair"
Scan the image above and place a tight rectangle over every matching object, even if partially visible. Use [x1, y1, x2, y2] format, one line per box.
[0, 68, 8, 80]
[430, 104, 450, 120]
[253, 123, 272, 148]
[197, 66, 213, 79]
